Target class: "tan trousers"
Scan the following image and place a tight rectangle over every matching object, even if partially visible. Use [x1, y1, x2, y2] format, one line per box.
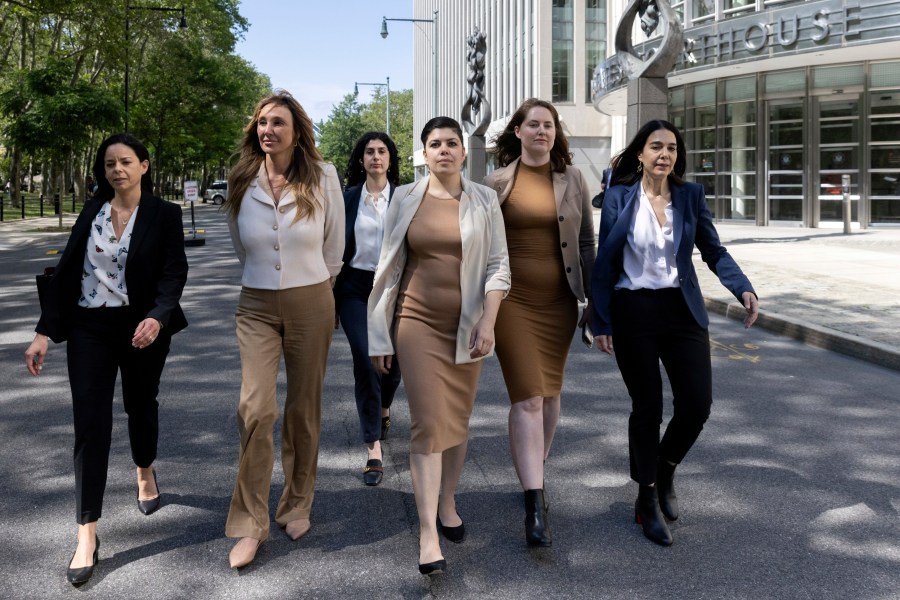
[225, 282, 334, 541]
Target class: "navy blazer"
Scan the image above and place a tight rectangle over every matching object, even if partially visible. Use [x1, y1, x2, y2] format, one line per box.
[36, 193, 189, 343]
[334, 182, 395, 308]
[590, 180, 754, 336]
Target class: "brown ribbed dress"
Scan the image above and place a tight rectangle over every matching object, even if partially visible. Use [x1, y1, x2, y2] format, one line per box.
[494, 162, 577, 403]
[395, 193, 482, 454]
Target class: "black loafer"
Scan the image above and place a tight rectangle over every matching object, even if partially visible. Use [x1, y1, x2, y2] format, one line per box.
[137, 468, 161, 515]
[380, 416, 391, 441]
[363, 459, 383, 486]
[66, 535, 99, 586]
[437, 515, 465, 543]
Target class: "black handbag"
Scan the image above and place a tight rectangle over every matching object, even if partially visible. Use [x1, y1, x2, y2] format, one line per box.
[35, 266, 55, 313]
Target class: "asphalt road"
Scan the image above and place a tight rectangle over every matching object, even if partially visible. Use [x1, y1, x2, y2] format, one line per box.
[1, 203, 898, 599]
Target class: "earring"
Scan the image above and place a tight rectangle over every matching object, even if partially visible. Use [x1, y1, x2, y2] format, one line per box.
[637, 162, 643, 173]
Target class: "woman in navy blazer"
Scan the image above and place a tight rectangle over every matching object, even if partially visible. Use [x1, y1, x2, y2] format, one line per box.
[591, 120, 758, 547]
[24, 133, 187, 585]
[334, 132, 402, 486]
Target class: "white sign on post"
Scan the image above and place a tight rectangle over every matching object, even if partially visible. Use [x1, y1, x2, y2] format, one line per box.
[184, 180, 199, 203]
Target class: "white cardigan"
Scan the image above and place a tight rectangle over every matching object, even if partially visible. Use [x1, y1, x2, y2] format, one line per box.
[367, 176, 511, 364]
[229, 162, 345, 289]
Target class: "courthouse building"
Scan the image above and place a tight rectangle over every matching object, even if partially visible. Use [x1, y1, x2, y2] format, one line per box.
[407, 0, 900, 228]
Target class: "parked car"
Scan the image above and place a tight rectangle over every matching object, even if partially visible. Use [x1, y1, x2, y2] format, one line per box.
[203, 180, 228, 205]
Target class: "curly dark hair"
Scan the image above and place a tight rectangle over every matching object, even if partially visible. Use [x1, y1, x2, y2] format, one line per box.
[610, 119, 686, 187]
[488, 98, 572, 172]
[344, 132, 400, 189]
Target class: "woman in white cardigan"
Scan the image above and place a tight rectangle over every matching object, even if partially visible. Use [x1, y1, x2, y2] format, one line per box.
[369, 117, 510, 575]
[222, 90, 344, 569]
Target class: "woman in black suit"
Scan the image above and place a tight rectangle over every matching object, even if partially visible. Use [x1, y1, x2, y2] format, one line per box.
[591, 120, 758, 547]
[24, 133, 188, 586]
[334, 132, 402, 486]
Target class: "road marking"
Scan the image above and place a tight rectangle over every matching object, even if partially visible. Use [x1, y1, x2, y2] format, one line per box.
[710, 339, 760, 363]
[47, 250, 60, 255]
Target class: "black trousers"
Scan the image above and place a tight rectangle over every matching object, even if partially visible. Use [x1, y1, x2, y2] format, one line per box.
[66, 306, 171, 524]
[611, 288, 712, 486]
[337, 267, 401, 444]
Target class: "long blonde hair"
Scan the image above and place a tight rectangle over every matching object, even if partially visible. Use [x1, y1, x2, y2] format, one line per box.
[225, 90, 324, 223]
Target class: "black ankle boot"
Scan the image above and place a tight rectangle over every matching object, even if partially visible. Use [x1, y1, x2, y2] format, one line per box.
[524, 489, 551, 547]
[656, 459, 679, 521]
[634, 485, 673, 546]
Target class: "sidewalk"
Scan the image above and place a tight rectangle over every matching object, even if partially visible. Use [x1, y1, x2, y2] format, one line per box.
[694, 223, 900, 372]
[4, 212, 900, 370]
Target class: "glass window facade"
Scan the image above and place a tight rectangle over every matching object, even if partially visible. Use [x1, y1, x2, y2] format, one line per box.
[668, 60, 900, 226]
[585, 0, 606, 103]
[551, 0, 574, 103]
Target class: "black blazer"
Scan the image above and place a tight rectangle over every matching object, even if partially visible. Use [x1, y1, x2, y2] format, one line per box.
[334, 182, 395, 309]
[36, 193, 189, 343]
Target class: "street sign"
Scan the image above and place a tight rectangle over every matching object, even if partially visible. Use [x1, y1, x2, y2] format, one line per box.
[184, 180, 199, 203]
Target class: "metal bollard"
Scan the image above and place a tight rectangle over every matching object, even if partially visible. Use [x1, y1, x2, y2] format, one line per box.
[842, 174, 851, 235]
[53, 193, 60, 215]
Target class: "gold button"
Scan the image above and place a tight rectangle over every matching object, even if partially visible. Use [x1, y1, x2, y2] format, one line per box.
[279, 208, 285, 213]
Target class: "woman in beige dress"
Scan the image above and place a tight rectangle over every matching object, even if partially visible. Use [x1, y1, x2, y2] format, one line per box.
[223, 90, 344, 569]
[485, 98, 596, 547]
[369, 116, 510, 575]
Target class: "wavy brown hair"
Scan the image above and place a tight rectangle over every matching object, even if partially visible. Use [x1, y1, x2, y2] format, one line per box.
[225, 90, 325, 223]
[488, 98, 572, 172]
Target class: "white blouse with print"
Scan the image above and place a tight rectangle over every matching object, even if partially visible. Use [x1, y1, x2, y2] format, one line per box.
[78, 202, 137, 307]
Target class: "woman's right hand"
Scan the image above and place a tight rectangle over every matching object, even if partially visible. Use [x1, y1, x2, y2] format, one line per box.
[594, 335, 614, 355]
[371, 355, 393, 375]
[25, 334, 49, 376]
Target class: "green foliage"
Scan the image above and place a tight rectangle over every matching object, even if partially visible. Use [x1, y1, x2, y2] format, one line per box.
[317, 89, 415, 187]
[0, 0, 265, 197]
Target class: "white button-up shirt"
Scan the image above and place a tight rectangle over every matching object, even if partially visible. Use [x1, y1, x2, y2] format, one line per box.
[349, 183, 389, 272]
[616, 186, 679, 290]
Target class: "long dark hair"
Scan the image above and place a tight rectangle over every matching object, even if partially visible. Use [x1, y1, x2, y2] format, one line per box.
[610, 119, 686, 187]
[488, 98, 572, 172]
[344, 132, 400, 189]
[92, 133, 153, 201]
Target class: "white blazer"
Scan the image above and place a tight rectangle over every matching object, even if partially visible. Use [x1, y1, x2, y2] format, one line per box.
[367, 176, 511, 364]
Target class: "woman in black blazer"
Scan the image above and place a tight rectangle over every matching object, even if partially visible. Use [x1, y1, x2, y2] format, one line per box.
[334, 132, 402, 486]
[591, 120, 758, 547]
[24, 133, 188, 586]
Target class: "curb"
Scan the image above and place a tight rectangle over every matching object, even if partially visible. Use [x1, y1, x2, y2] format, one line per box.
[705, 297, 900, 372]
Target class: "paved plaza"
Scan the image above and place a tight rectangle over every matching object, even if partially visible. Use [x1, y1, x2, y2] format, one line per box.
[0, 204, 897, 599]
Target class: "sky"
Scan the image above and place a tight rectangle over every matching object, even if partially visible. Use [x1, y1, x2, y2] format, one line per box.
[235, 1, 420, 124]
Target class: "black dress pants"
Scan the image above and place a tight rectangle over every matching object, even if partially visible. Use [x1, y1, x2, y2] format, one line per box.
[611, 288, 712, 486]
[66, 306, 171, 524]
[336, 267, 401, 444]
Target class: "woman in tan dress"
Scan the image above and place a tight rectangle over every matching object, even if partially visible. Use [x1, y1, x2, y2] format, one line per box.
[369, 117, 510, 575]
[485, 98, 596, 547]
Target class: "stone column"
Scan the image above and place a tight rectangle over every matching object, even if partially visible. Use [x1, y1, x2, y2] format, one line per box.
[466, 135, 487, 183]
[626, 77, 669, 140]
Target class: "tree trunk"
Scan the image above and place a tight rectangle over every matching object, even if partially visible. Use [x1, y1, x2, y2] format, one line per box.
[9, 146, 21, 209]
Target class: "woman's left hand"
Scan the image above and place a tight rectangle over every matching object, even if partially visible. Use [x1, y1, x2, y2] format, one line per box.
[468, 317, 495, 359]
[741, 291, 759, 329]
[133, 318, 162, 349]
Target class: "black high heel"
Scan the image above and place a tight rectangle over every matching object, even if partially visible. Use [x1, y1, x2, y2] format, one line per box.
[635, 485, 673, 546]
[66, 535, 99, 586]
[418, 558, 447, 575]
[524, 489, 551, 547]
[656, 459, 679, 521]
[137, 468, 161, 515]
[437, 515, 465, 543]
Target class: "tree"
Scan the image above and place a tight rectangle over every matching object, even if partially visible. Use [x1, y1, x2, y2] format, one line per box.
[317, 88, 415, 187]
[316, 93, 367, 185]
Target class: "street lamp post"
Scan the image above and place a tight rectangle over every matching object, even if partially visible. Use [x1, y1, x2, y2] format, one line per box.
[354, 77, 391, 136]
[380, 10, 438, 117]
[124, 1, 187, 132]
